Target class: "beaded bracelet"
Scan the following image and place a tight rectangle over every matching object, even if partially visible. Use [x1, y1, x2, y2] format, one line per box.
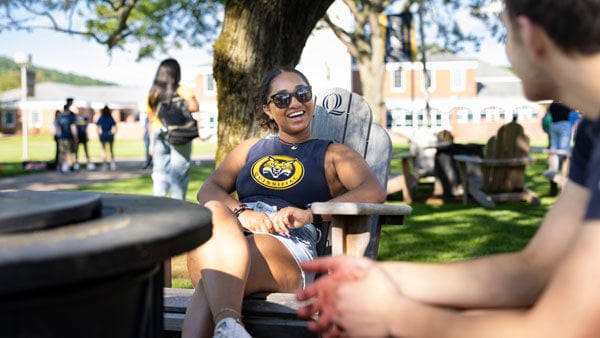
[305, 203, 324, 224]
[233, 203, 252, 217]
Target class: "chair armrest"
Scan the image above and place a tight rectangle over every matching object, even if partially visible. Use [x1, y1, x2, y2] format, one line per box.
[309, 202, 412, 216]
[478, 156, 535, 167]
[453, 154, 483, 164]
[310, 202, 412, 257]
[454, 155, 535, 167]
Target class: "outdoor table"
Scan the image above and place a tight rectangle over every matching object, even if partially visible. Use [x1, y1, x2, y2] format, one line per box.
[0, 190, 212, 338]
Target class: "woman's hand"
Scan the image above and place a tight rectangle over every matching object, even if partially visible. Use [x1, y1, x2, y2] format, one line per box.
[237, 210, 274, 233]
[237, 207, 313, 236]
[268, 206, 313, 235]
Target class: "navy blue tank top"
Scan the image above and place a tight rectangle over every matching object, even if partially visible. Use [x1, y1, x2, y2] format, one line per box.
[236, 137, 333, 209]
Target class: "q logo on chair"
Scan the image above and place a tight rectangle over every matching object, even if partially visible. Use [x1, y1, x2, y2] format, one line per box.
[321, 93, 348, 116]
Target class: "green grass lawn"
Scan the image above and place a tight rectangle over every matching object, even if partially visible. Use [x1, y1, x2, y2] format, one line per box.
[1, 135, 556, 288]
[0, 135, 216, 177]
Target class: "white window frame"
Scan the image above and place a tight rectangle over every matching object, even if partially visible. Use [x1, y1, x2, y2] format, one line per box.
[205, 75, 217, 96]
[450, 68, 466, 92]
[420, 69, 436, 92]
[455, 107, 472, 124]
[391, 69, 407, 92]
[29, 110, 42, 128]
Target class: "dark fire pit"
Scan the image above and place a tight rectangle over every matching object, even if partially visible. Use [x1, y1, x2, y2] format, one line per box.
[0, 191, 212, 338]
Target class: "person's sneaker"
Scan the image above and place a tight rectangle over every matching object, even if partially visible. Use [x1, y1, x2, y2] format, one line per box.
[61, 162, 70, 173]
[100, 164, 108, 172]
[110, 162, 117, 171]
[213, 318, 251, 338]
[87, 163, 96, 170]
[73, 163, 80, 171]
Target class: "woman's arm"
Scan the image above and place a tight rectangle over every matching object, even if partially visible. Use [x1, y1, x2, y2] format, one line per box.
[186, 96, 199, 113]
[325, 143, 386, 204]
[197, 138, 259, 208]
[178, 85, 199, 112]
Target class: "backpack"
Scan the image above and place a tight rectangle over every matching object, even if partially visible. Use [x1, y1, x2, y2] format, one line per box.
[157, 97, 199, 145]
[541, 112, 552, 133]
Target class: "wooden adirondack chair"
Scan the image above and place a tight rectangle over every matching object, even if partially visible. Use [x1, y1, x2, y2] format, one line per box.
[453, 120, 540, 208]
[163, 88, 412, 337]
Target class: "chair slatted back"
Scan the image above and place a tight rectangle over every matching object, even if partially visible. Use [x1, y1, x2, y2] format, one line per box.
[310, 88, 392, 258]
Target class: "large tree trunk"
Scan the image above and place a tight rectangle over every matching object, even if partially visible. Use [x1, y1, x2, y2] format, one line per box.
[357, 8, 386, 126]
[212, 0, 334, 165]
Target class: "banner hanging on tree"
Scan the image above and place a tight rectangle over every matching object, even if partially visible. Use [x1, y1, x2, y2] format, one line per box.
[385, 11, 415, 62]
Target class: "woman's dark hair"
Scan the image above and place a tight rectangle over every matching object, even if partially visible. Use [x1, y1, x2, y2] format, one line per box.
[101, 105, 111, 117]
[504, 0, 600, 55]
[254, 66, 311, 133]
[147, 58, 182, 111]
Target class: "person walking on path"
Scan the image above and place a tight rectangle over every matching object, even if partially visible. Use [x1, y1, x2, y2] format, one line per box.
[56, 104, 78, 173]
[96, 105, 117, 171]
[142, 110, 152, 169]
[547, 101, 573, 170]
[146, 58, 199, 200]
[74, 108, 95, 171]
[52, 110, 61, 169]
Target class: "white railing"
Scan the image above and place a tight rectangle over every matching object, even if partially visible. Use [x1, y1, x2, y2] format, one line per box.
[387, 97, 543, 134]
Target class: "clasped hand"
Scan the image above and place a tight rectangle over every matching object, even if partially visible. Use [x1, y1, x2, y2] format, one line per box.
[238, 206, 313, 236]
[296, 256, 404, 337]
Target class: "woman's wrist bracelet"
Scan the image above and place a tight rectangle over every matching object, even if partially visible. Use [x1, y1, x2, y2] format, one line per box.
[233, 203, 252, 217]
[305, 203, 323, 224]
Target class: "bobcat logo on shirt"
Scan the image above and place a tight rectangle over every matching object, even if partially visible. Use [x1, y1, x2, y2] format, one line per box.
[251, 155, 304, 190]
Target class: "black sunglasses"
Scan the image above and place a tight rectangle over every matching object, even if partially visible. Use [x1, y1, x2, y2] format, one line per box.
[266, 86, 313, 109]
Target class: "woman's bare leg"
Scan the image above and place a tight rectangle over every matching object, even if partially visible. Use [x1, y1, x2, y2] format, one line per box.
[100, 142, 108, 166]
[184, 200, 302, 337]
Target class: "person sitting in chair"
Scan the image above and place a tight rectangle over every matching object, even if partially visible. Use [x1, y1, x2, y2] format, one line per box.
[181, 67, 385, 338]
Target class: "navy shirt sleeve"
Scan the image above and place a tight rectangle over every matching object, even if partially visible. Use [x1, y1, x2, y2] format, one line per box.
[570, 118, 600, 220]
[568, 119, 593, 186]
[585, 127, 600, 220]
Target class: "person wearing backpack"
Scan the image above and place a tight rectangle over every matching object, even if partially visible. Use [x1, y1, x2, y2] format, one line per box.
[147, 58, 199, 201]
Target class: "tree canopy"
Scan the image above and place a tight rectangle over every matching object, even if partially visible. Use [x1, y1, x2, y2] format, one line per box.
[0, 0, 222, 60]
[323, 0, 504, 125]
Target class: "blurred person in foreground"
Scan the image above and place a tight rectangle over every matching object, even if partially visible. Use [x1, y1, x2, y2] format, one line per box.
[146, 58, 199, 200]
[181, 67, 385, 338]
[296, 1, 600, 337]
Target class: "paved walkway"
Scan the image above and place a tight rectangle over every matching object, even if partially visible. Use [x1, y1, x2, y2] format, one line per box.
[0, 155, 215, 192]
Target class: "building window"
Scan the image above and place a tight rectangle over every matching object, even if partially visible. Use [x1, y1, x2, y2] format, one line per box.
[388, 108, 412, 128]
[391, 69, 406, 92]
[455, 107, 472, 124]
[2, 111, 15, 128]
[450, 68, 466, 92]
[405, 112, 413, 127]
[513, 105, 536, 120]
[481, 106, 504, 121]
[434, 111, 443, 127]
[206, 76, 216, 95]
[421, 69, 436, 92]
[29, 111, 42, 128]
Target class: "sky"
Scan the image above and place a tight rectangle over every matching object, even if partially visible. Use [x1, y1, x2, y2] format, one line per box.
[0, 28, 213, 89]
[0, 5, 509, 89]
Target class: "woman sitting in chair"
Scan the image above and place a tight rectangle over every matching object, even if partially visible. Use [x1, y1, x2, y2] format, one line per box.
[182, 67, 386, 338]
